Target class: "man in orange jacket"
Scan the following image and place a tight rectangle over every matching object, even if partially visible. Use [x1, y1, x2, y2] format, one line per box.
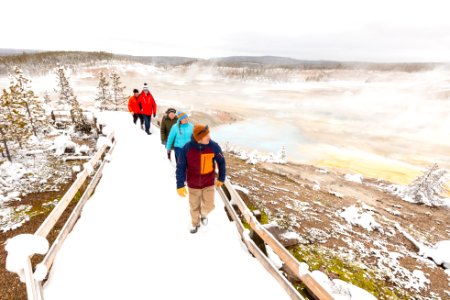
[138, 83, 157, 135]
[128, 89, 143, 129]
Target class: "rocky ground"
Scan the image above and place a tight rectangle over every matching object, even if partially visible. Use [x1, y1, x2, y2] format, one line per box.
[225, 153, 450, 299]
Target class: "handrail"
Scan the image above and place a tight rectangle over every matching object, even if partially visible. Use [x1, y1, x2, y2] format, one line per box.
[35, 132, 114, 238]
[12, 131, 116, 300]
[38, 140, 117, 278]
[219, 180, 335, 300]
[217, 186, 305, 300]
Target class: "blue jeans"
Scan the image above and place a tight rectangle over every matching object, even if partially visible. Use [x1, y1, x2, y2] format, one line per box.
[143, 115, 152, 133]
[174, 147, 183, 164]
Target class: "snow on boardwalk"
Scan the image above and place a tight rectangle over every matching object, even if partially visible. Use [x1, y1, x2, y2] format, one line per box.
[44, 112, 290, 300]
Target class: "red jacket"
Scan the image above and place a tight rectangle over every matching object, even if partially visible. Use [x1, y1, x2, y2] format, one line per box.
[128, 96, 141, 113]
[138, 91, 157, 116]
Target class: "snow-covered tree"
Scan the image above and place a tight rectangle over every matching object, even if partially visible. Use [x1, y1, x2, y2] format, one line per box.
[43, 91, 51, 105]
[109, 72, 126, 111]
[9, 66, 48, 137]
[404, 164, 449, 206]
[0, 88, 32, 161]
[280, 145, 287, 161]
[95, 72, 111, 111]
[55, 66, 73, 110]
[54, 66, 88, 132]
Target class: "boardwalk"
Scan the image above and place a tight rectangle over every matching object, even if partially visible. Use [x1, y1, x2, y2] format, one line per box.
[43, 112, 290, 300]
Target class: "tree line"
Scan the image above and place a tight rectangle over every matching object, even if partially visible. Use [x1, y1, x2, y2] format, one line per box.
[0, 65, 128, 162]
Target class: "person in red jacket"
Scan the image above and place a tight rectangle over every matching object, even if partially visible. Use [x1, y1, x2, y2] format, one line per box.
[138, 83, 157, 135]
[128, 89, 143, 129]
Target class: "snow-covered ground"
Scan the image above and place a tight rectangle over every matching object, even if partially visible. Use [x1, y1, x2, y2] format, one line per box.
[43, 112, 291, 300]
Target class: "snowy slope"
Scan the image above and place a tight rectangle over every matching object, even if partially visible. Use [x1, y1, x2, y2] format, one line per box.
[43, 112, 290, 300]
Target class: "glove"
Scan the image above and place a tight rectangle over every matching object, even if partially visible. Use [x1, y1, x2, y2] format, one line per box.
[153, 114, 156, 118]
[167, 150, 172, 161]
[215, 180, 224, 187]
[177, 186, 188, 197]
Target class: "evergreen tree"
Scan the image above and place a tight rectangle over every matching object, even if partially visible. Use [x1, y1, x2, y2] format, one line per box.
[277, 145, 287, 163]
[9, 66, 48, 137]
[0, 90, 12, 161]
[95, 72, 111, 111]
[404, 163, 449, 206]
[43, 91, 51, 105]
[110, 72, 126, 111]
[54, 66, 88, 132]
[0, 88, 32, 160]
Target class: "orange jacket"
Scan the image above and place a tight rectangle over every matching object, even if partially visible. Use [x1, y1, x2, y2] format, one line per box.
[128, 95, 141, 113]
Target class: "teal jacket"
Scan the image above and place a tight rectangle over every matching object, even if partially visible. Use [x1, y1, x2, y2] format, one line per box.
[166, 121, 194, 150]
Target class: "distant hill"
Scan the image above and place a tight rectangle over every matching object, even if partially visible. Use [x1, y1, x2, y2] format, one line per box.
[0, 50, 447, 75]
[0, 48, 41, 56]
[209, 56, 444, 71]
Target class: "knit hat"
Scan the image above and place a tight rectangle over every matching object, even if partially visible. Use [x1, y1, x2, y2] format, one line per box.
[177, 111, 188, 122]
[193, 124, 210, 142]
[166, 108, 177, 114]
[143, 83, 149, 90]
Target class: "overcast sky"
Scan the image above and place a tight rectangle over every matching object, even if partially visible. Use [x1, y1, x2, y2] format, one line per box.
[1, 0, 449, 62]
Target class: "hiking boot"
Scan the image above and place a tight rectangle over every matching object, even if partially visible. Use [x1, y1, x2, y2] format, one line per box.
[190, 225, 200, 234]
[200, 216, 208, 226]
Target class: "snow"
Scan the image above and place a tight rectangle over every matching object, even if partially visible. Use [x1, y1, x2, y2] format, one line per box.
[310, 270, 377, 299]
[266, 245, 283, 269]
[233, 184, 250, 195]
[5, 234, 49, 282]
[421, 240, 450, 269]
[344, 173, 363, 184]
[339, 205, 383, 232]
[223, 143, 288, 165]
[82, 162, 94, 176]
[411, 270, 430, 289]
[43, 112, 290, 300]
[397, 223, 450, 269]
[51, 134, 78, 156]
[96, 135, 112, 150]
[0, 162, 29, 186]
[78, 144, 90, 154]
[0, 205, 32, 232]
[313, 180, 321, 191]
[328, 190, 344, 198]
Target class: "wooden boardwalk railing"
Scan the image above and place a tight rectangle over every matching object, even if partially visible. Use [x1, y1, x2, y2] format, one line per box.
[217, 181, 335, 300]
[14, 131, 116, 300]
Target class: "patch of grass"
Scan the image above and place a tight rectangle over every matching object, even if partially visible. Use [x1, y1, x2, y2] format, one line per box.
[290, 245, 410, 300]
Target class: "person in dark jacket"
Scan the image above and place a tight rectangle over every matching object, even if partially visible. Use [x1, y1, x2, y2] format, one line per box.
[160, 108, 178, 146]
[176, 124, 226, 234]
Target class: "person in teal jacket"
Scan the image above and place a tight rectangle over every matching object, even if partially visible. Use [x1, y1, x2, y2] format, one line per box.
[166, 111, 194, 163]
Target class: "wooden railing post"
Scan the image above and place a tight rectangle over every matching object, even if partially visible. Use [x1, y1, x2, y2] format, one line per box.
[250, 210, 267, 256]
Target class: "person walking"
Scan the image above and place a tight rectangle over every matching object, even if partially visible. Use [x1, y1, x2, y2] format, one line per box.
[166, 111, 193, 162]
[138, 83, 157, 135]
[160, 108, 178, 146]
[128, 89, 144, 129]
[175, 124, 226, 234]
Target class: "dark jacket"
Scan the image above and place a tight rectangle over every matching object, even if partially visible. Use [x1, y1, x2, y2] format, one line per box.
[160, 115, 178, 144]
[176, 137, 226, 189]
